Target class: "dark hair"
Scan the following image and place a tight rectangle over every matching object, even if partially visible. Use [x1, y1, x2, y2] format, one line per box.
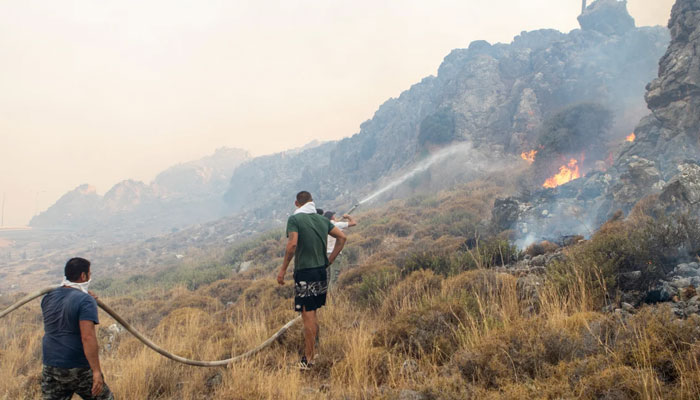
[65, 257, 91, 282]
[323, 211, 335, 220]
[316, 208, 324, 215]
[296, 191, 313, 205]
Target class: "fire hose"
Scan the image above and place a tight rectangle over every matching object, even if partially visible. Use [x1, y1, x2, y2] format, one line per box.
[0, 285, 301, 367]
[0, 207, 361, 366]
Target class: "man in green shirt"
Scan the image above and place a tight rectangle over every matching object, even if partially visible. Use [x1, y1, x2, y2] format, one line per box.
[277, 191, 346, 369]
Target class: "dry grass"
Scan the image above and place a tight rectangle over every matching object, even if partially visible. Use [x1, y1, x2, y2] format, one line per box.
[3, 179, 700, 399]
[3, 266, 700, 399]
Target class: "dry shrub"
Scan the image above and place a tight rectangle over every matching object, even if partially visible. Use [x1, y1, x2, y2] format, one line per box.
[376, 299, 468, 364]
[336, 263, 399, 308]
[379, 269, 442, 319]
[577, 366, 641, 400]
[417, 373, 483, 400]
[614, 307, 700, 390]
[628, 193, 661, 222]
[201, 278, 251, 304]
[243, 238, 284, 262]
[0, 304, 43, 400]
[525, 240, 560, 257]
[443, 270, 517, 306]
[239, 278, 294, 311]
[452, 313, 613, 390]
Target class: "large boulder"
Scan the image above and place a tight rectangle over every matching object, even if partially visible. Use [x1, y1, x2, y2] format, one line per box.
[659, 162, 700, 215]
[578, 0, 636, 36]
[645, 0, 700, 134]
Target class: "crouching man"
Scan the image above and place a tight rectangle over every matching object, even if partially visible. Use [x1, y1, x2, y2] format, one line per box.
[41, 257, 114, 400]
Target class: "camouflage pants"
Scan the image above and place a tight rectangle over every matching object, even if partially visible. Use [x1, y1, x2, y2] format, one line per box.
[41, 365, 114, 400]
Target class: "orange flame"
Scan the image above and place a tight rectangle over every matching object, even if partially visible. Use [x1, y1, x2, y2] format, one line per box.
[626, 133, 636, 142]
[543, 158, 580, 188]
[520, 150, 537, 163]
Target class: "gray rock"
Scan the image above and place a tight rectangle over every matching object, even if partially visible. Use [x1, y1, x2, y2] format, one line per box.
[645, 281, 676, 304]
[578, 0, 636, 36]
[531, 255, 546, 267]
[399, 389, 426, 400]
[621, 302, 635, 312]
[659, 163, 700, 215]
[671, 277, 693, 289]
[645, 0, 700, 134]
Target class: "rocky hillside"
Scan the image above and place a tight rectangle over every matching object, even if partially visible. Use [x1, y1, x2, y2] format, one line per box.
[33, 0, 669, 243]
[498, 0, 700, 246]
[30, 148, 250, 240]
[225, 0, 669, 218]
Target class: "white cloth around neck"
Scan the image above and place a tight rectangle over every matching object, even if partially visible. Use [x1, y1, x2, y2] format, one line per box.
[60, 277, 91, 294]
[293, 201, 317, 215]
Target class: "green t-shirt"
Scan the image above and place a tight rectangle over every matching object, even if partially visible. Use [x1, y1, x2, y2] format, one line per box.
[286, 213, 335, 271]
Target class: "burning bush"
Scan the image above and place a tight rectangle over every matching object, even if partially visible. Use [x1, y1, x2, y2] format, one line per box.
[531, 103, 612, 186]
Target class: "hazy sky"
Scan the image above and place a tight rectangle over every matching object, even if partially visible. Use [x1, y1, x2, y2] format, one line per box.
[0, 0, 674, 226]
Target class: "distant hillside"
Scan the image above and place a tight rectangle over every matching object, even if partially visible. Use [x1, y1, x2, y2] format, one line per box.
[30, 148, 250, 240]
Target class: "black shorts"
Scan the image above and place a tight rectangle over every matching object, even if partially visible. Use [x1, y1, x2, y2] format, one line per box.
[294, 266, 328, 312]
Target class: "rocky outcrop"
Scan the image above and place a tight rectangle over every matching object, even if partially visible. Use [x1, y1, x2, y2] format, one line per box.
[645, 0, 700, 133]
[578, 0, 636, 36]
[659, 162, 700, 215]
[505, 0, 699, 245]
[224, 3, 668, 220]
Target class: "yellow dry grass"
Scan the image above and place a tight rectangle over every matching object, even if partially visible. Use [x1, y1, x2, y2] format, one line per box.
[3, 266, 700, 399]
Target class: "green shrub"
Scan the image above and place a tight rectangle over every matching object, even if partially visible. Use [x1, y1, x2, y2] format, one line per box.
[418, 110, 457, 147]
[548, 213, 700, 301]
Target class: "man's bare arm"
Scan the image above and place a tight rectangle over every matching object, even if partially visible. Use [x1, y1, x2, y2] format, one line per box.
[342, 214, 357, 227]
[277, 232, 298, 285]
[79, 320, 104, 396]
[328, 226, 346, 265]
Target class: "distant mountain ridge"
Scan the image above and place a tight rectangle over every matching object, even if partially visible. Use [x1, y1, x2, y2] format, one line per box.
[30, 148, 250, 239]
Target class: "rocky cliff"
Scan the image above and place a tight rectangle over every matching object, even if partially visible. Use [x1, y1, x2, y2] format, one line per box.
[498, 0, 700, 245]
[36, 0, 670, 242]
[225, 0, 668, 219]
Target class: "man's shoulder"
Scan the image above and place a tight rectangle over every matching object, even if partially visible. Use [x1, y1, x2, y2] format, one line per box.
[63, 288, 95, 304]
